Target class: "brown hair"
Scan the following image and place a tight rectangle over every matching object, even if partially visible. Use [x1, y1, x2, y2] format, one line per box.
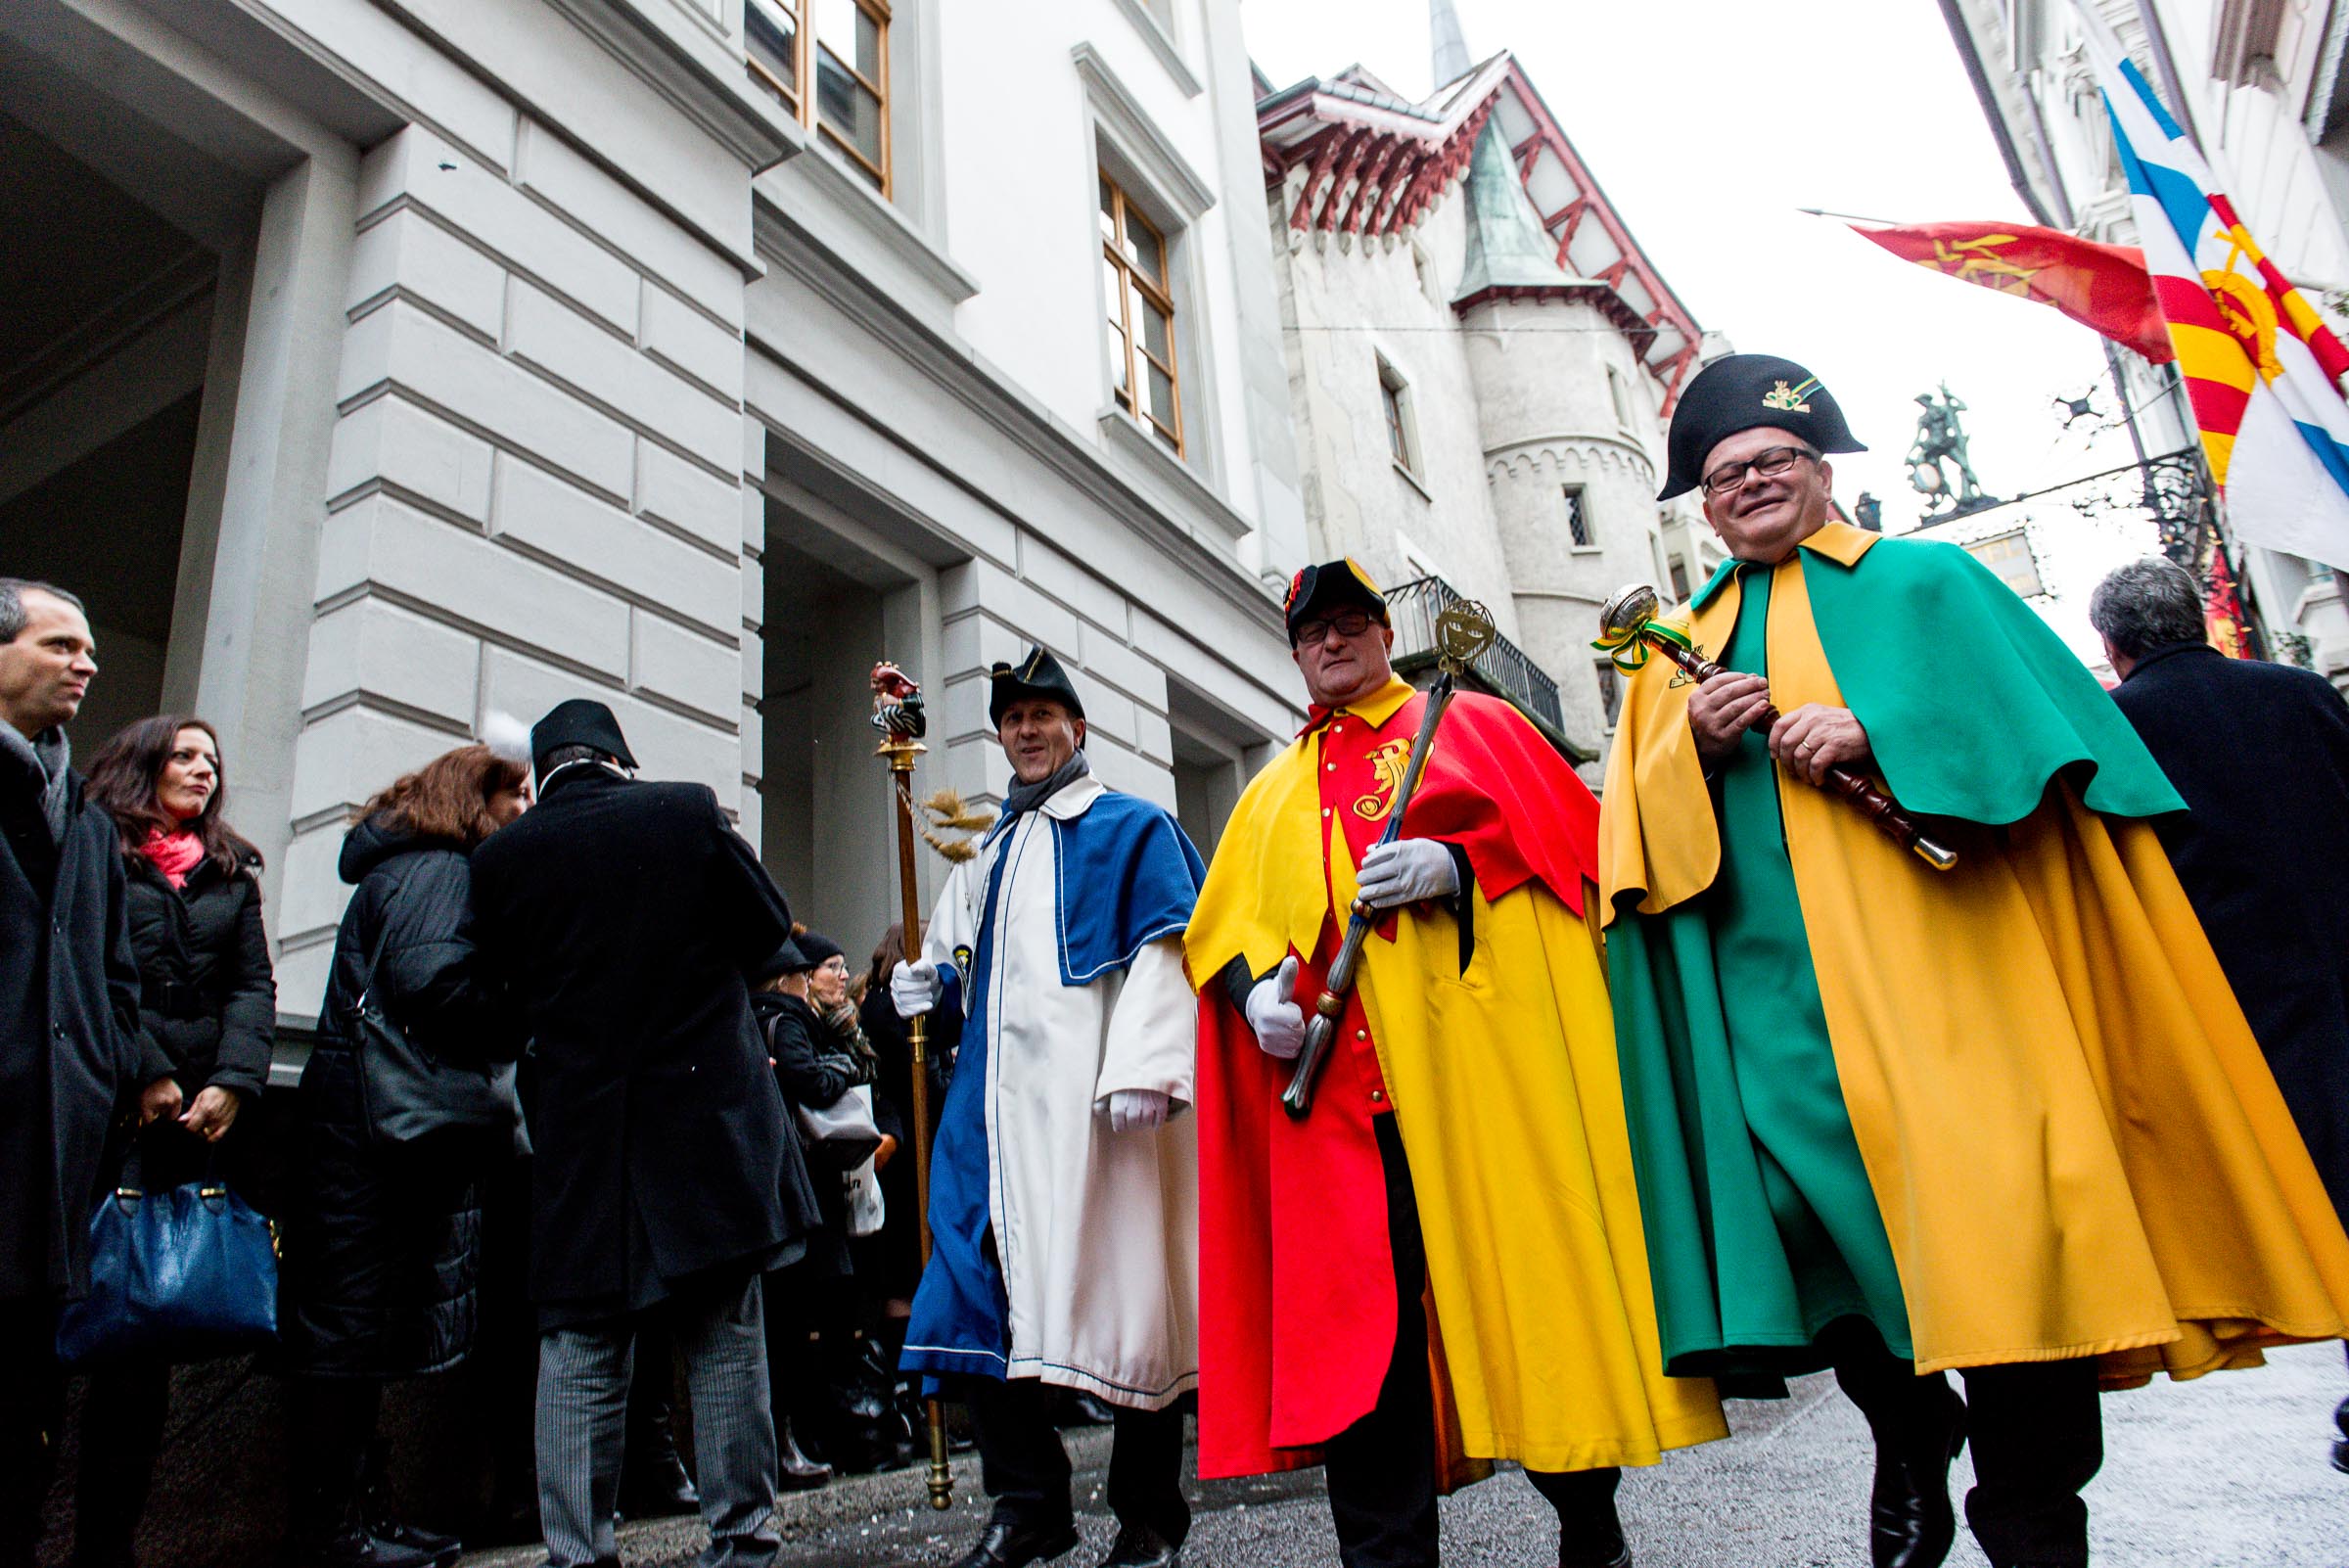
[86, 715, 259, 879]
[357, 744, 529, 850]
[865, 919, 927, 995]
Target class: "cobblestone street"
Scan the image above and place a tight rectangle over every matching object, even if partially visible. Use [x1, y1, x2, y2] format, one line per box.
[462, 1343, 2349, 1568]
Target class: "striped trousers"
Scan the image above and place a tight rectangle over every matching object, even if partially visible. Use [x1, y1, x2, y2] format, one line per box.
[536, 1272, 779, 1568]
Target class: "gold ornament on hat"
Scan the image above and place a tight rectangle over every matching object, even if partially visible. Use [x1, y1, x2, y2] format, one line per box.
[1761, 380, 1814, 414]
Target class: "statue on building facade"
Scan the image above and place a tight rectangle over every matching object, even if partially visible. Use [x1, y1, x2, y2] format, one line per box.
[1907, 383, 1996, 518]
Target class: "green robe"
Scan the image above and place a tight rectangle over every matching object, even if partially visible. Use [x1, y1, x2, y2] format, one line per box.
[1605, 533, 2181, 1378]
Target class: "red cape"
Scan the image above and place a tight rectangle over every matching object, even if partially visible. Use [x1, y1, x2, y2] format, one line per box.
[1190, 689, 1598, 1477]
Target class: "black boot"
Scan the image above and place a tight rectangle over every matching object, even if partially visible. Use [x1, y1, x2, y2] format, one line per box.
[2333, 1394, 2349, 1474]
[777, 1415, 832, 1492]
[616, 1332, 698, 1520]
[1868, 1381, 1967, 1568]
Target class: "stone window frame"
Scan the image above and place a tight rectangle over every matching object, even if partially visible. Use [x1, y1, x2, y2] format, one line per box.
[1563, 484, 1598, 551]
[1077, 43, 1223, 488]
[1376, 352, 1422, 481]
[1593, 658, 1625, 729]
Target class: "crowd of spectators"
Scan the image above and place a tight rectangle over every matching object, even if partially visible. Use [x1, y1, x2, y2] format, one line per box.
[0, 576, 995, 1568]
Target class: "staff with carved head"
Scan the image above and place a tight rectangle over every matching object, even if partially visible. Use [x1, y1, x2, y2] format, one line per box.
[1600, 351, 2349, 1568]
[1185, 559, 1725, 1568]
[889, 647, 1206, 1568]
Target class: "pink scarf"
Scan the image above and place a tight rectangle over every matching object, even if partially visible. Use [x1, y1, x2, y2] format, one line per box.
[138, 828, 206, 890]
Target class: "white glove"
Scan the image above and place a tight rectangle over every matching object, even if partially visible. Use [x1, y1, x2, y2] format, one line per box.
[1103, 1088, 1172, 1133]
[890, 958, 943, 1018]
[1246, 956, 1306, 1060]
[1355, 838, 1459, 911]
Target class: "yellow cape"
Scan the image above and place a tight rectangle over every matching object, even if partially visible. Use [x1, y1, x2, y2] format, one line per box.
[1600, 546, 2349, 1380]
[1191, 681, 1726, 1468]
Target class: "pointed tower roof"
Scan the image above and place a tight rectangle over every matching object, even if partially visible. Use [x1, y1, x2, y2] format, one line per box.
[1452, 117, 1580, 301]
[1430, 0, 1472, 87]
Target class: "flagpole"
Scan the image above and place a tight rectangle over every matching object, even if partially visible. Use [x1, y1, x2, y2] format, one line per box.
[869, 664, 953, 1512]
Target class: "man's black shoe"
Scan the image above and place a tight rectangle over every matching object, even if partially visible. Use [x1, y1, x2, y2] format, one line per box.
[1869, 1383, 1966, 1568]
[1559, 1535, 1631, 1568]
[2333, 1395, 2349, 1474]
[1096, 1522, 1181, 1567]
[947, 1517, 1082, 1568]
[365, 1520, 460, 1568]
[291, 1528, 441, 1568]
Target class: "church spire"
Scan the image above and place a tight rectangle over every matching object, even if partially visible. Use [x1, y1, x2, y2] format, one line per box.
[1430, 0, 1471, 87]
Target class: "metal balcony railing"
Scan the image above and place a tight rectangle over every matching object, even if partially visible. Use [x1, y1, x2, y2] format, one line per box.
[1382, 575, 1570, 743]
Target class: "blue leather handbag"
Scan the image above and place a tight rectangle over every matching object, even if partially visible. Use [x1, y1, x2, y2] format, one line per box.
[55, 1145, 280, 1365]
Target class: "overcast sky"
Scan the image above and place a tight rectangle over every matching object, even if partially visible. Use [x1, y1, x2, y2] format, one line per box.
[1239, 0, 2164, 654]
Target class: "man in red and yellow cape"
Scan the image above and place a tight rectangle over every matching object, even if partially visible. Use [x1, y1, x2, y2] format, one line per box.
[1604, 352, 2349, 1568]
[1185, 560, 1725, 1568]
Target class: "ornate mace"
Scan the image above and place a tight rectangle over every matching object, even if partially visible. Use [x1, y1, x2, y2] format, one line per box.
[1593, 585, 1958, 871]
[1282, 600, 1497, 1120]
[868, 662, 956, 1510]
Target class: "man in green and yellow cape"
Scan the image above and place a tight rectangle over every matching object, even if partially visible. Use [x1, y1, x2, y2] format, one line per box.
[1602, 352, 2349, 1568]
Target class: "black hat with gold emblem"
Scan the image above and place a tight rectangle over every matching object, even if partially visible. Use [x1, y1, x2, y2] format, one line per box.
[1281, 558, 1390, 646]
[1658, 353, 1866, 502]
[988, 645, 1085, 728]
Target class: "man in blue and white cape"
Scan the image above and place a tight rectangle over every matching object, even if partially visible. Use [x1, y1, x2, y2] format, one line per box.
[892, 645, 1205, 1568]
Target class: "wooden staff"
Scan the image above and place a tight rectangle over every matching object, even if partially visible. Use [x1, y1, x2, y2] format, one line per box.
[1283, 601, 1496, 1120]
[1595, 584, 1958, 871]
[869, 664, 953, 1510]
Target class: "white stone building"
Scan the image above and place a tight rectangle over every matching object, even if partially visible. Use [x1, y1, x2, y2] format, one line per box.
[1, 0, 1308, 1020]
[1255, 27, 1719, 771]
[1941, 0, 2349, 686]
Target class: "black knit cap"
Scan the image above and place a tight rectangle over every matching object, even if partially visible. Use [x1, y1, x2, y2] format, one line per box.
[1281, 558, 1388, 645]
[794, 931, 844, 968]
[988, 645, 1085, 728]
[1659, 353, 1867, 501]
[530, 698, 638, 772]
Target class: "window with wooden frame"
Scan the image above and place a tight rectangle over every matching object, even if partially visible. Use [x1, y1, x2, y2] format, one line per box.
[1377, 355, 1417, 475]
[1100, 172, 1183, 455]
[745, 0, 892, 195]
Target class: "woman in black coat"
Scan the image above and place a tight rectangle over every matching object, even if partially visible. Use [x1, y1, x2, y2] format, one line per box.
[754, 931, 907, 1479]
[279, 743, 529, 1568]
[74, 715, 277, 1568]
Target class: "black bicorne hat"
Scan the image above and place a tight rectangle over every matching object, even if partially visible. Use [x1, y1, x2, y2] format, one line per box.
[988, 646, 1085, 729]
[530, 698, 639, 772]
[1659, 353, 1866, 501]
[754, 937, 813, 985]
[1281, 558, 1389, 645]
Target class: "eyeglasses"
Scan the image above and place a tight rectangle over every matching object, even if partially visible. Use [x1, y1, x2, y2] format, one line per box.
[1294, 608, 1377, 645]
[1700, 445, 1819, 497]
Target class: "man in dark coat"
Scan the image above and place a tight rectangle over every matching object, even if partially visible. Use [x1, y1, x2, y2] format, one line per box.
[0, 578, 164, 1567]
[470, 700, 802, 1568]
[2092, 556, 2349, 1467]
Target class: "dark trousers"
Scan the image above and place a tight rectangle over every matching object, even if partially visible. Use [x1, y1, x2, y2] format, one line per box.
[1831, 1326, 2103, 1568]
[69, 1360, 172, 1566]
[0, 1303, 65, 1568]
[285, 1375, 387, 1548]
[968, 1377, 1188, 1545]
[1323, 1116, 1621, 1568]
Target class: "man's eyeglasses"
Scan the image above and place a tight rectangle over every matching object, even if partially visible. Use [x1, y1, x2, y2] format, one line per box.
[1700, 445, 1819, 498]
[1294, 608, 1378, 645]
